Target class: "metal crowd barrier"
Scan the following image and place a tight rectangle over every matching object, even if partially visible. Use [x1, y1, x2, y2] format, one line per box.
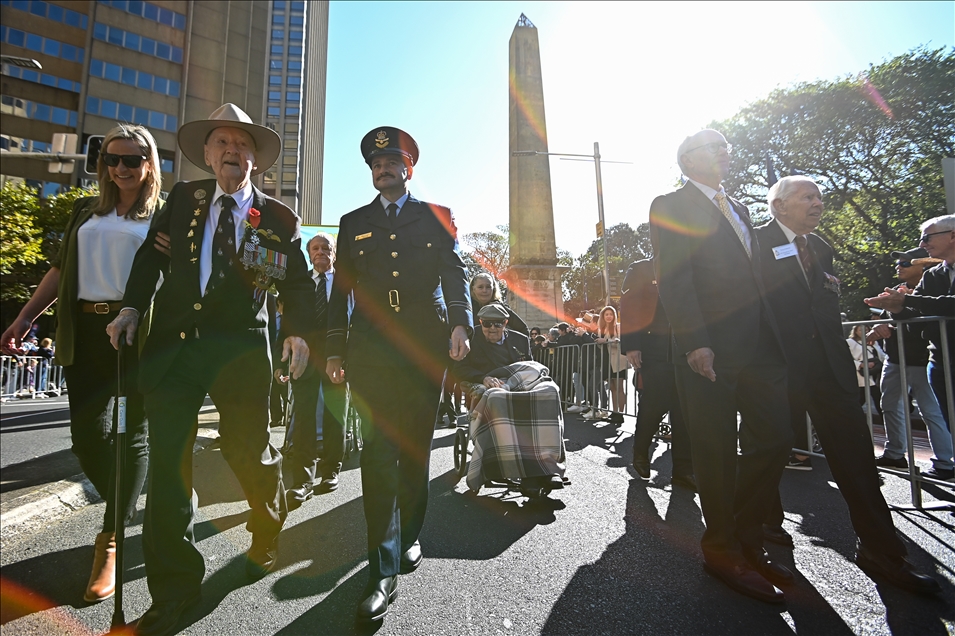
[0, 355, 66, 401]
[841, 315, 954, 511]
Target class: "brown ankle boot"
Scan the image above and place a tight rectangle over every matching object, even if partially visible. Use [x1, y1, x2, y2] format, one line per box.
[84, 531, 116, 602]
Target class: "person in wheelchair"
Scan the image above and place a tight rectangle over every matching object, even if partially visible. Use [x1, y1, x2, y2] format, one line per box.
[454, 303, 565, 493]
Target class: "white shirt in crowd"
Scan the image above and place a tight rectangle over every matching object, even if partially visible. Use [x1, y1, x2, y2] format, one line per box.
[77, 208, 150, 301]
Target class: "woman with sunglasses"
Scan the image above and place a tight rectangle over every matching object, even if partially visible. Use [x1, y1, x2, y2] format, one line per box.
[1, 124, 163, 603]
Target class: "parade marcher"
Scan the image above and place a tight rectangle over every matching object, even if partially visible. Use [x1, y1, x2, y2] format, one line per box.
[1, 124, 162, 603]
[325, 127, 471, 624]
[279, 233, 348, 508]
[757, 176, 940, 594]
[106, 104, 314, 635]
[620, 259, 695, 490]
[650, 129, 792, 603]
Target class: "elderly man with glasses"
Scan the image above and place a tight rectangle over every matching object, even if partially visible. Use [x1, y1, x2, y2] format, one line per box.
[455, 303, 531, 395]
[866, 214, 955, 481]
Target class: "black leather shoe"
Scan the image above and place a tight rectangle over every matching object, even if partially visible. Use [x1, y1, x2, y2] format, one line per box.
[856, 547, 941, 595]
[744, 549, 794, 586]
[671, 474, 698, 492]
[632, 456, 651, 480]
[356, 575, 398, 623]
[762, 524, 794, 549]
[319, 471, 340, 492]
[400, 541, 422, 574]
[286, 484, 313, 511]
[246, 532, 279, 581]
[134, 595, 200, 636]
[703, 560, 784, 604]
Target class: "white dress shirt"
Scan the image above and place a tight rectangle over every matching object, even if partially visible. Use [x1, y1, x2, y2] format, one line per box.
[687, 178, 753, 253]
[201, 182, 253, 296]
[379, 192, 409, 215]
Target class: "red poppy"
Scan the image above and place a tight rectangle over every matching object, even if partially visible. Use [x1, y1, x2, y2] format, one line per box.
[249, 208, 261, 229]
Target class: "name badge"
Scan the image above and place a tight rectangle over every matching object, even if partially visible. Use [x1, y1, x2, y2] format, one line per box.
[773, 243, 798, 260]
[356, 232, 372, 241]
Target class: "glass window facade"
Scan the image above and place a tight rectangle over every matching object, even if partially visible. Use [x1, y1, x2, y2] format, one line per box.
[1, 94, 78, 127]
[1, 0, 88, 29]
[1, 26, 85, 64]
[88, 58, 181, 97]
[85, 95, 177, 132]
[1, 65, 81, 92]
[95, 0, 186, 30]
[93, 23, 183, 63]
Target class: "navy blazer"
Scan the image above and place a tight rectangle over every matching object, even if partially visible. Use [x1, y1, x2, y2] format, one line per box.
[649, 182, 784, 368]
[755, 219, 857, 394]
[326, 194, 472, 373]
[122, 179, 314, 392]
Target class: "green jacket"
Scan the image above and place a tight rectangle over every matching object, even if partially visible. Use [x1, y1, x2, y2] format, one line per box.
[51, 196, 158, 366]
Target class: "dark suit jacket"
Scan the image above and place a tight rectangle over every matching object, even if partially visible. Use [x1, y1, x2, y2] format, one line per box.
[123, 179, 314, 392]
[900, 262, 955, 364]
[649, 182, 783, 367]
[755, 219, 856, 394]
[326, 194, 472, 371]
[454, 329, 530, 384]
[620, 260, 670, 363]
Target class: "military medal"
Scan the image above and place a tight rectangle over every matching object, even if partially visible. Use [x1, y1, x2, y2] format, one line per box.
[823, 272, 841, 295]
[194, 209, 201, 216]
[187, 230, 194, 237]
[190, 219, 198, 227]
[194, 189, 206, 200]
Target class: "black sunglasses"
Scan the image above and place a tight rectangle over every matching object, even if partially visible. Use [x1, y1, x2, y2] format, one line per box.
[895, 260, 912, 268]
[101, 153, 146, 168]
[481, 320, 505, 328]
[919, 230, 951, 243]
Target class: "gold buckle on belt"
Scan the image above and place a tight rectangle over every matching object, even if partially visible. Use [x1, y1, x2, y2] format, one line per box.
[389, 290, 400, 313]
[94, 302, 111, 315]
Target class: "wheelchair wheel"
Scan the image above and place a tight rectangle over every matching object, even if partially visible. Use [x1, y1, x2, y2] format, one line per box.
[453, 428, 468, 477]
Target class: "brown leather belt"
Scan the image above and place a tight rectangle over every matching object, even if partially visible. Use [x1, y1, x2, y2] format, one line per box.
[79, 301, 123, 314]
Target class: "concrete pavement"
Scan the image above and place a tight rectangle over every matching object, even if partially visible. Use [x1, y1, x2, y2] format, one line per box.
[0, 408, 953, 635]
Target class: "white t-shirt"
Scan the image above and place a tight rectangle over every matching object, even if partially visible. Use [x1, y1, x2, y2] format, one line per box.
[76, 209, 151, 301]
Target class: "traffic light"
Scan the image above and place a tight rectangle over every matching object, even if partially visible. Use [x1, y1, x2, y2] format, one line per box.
[85, 135, 104, 174]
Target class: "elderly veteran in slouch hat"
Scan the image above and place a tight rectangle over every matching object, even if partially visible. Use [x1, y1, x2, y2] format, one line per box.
[107, 103, 316, 636]
[325, 126, 472, 624]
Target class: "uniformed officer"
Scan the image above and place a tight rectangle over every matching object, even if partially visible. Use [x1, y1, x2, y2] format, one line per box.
[325, 127, 472, 623]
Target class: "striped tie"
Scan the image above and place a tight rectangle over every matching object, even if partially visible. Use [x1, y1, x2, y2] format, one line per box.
[714, 191, 751, 259]
[795, 235, 812, 280]
[315, 272, 327, 329]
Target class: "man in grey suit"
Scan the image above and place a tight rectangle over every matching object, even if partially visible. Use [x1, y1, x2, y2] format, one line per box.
[649, 129, 793, 603]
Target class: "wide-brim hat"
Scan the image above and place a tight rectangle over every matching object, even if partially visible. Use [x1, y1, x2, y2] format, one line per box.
[177, 103, 280, 176]
[889, 246, 929, 261]
[361, 126, 419, 166]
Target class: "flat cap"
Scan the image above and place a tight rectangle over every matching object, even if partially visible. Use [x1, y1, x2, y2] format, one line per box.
[477, 303, 509, 320]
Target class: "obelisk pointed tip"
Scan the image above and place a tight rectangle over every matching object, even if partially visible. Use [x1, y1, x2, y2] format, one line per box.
[516, 14, 536, 28]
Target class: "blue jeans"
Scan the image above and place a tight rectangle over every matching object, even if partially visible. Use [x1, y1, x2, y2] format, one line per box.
[880, 362, 953, 470]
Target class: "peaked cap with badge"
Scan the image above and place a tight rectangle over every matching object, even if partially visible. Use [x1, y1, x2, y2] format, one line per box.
[360, 126, 420, 166]
[178, 103, 281, 176]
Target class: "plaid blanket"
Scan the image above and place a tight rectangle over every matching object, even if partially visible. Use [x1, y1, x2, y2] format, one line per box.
[467, 361, 566, 491]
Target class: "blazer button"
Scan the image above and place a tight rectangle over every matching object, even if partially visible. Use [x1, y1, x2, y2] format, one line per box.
[393, 271, 399, 277]
[390, 234, 396, 240]
[427, 243, 432, 248]
[391, 252, 398, 258]
[194, 303, 202, 310]
[359, 250, 364, 256]
[180, 332, 186, 339]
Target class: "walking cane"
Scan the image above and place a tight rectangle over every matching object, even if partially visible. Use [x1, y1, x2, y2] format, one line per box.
[110, 341, 127, 631]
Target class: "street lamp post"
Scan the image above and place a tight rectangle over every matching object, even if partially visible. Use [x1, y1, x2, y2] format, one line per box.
[512, 143, 629, 306]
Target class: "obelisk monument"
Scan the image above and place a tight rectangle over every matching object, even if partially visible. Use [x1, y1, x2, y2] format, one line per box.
[505, 14, 564, 327]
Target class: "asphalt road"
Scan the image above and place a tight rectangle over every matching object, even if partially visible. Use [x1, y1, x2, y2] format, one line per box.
[1, 414, 953, 635]
[0, 394, 79, 505]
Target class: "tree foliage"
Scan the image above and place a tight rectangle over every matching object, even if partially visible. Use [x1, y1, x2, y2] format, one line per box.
[461, 224, 509, 280]
[0, 182, 93, 305]
[713, 47, 954, 317]
[561, 222, 652, 316]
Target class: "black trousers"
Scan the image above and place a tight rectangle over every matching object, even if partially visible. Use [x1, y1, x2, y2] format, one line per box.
[675, 322, 792, 563]
[632, 359, 693, 477]
[62, 311, 148, 533]
[768, 338, 907, 557]
[348, 363, 442, 579]
[141, 334, 285, 602]
[288, 366, 347, 487]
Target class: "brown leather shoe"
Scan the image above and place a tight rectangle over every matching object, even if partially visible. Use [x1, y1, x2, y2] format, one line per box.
[744, 548, 795, 586]
[84, 531, 116, 603]
[703, 559, 785, 604]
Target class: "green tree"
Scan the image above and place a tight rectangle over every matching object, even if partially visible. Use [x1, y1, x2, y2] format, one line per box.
[712, 47, 954, 317]
[561, 222, 652, 315]
[0, 182, 93, 307]
[461, 224, 509, 279]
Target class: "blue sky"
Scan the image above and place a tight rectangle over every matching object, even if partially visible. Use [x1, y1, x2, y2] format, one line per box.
[320, 1, 954, 257]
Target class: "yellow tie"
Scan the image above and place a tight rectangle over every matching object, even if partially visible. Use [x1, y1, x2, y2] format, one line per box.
[714, 191, 751, 259]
